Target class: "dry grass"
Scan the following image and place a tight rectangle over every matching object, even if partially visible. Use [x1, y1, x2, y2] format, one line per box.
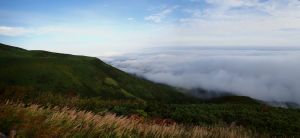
[0, 101, 262, 138]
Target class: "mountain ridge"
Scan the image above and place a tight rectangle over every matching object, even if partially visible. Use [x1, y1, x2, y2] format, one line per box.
[0, 43, 199, 103]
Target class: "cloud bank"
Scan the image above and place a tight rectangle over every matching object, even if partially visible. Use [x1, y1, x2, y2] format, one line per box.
[102, 47, 300, 104]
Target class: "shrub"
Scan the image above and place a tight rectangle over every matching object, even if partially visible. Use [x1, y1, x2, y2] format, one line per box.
[104, 77, 118, 87]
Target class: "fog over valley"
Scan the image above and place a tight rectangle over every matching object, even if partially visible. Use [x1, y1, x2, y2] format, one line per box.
[102, 47, 300, 105]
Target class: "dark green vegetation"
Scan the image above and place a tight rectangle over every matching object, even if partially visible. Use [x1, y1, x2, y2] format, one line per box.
[1, 43, 300, 137]
[146, 103, 300, 137]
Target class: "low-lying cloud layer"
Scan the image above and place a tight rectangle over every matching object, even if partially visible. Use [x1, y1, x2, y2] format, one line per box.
[101, 47, 300, 104]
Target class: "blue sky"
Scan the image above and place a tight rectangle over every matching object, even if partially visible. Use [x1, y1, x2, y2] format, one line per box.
[0, 0, 300, 56]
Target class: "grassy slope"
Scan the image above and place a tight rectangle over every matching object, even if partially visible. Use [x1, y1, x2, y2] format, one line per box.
[0, 43, 197, 103]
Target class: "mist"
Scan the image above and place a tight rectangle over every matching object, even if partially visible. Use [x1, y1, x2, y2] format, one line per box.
[101, 47, 300, 105]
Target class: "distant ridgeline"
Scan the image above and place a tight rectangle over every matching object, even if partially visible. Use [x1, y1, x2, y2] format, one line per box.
[188, 88, 300, 108]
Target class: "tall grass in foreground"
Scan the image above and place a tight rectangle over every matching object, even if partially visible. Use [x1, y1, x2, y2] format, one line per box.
[0, 101, 262, 138]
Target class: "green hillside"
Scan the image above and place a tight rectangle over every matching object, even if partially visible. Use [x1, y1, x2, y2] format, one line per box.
[0, 43, 197, 103]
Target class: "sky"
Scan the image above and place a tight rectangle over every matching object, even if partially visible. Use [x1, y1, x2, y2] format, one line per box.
[0, 0, 300, 56]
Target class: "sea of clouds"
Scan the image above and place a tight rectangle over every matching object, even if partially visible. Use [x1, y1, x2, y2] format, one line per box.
[101, 47, 300, 104]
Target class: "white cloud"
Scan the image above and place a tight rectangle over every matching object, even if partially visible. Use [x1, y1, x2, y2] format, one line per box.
[0, 24, 161, 56]
[145, 6, 178, 23]
[103, 48, 300, 104]
[0, 26, 32, 36]
[0, 25, 106, 37]
[205, 0, 259, 8]
[127, 17, 135, 21]
[146, 0, 300, 47]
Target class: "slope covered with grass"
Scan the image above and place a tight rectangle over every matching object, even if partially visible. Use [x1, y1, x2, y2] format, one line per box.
[0, 43, 197, 103]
